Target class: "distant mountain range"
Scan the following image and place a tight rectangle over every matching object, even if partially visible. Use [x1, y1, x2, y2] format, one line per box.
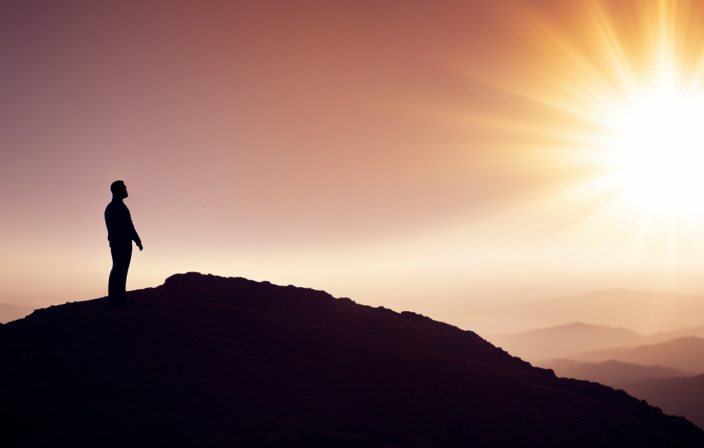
[497, 289, 704, 334]
[574, 336, 704, 372]
[544, 359, 691, 386]
[621, 375, 704, 430]
[490, 321, 704, 366]
[2, 273, 702, 447]
[503, 324, 704, 431]
[487, 322, 642, 361]
[645, 326, 704, 344]
[545, 358, 704, 432]
[541, 358, 704, 430]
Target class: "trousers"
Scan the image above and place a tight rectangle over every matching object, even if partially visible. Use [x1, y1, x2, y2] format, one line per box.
[108, 242, 133, 300]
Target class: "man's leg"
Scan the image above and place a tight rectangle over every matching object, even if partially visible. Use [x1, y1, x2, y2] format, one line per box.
[108, 242, 133, 302]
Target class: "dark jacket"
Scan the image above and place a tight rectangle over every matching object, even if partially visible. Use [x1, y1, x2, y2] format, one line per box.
[105, 199, 141, 246]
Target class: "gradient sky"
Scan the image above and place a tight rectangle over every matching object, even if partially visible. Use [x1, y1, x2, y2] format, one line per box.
[4, 0, 704, 332]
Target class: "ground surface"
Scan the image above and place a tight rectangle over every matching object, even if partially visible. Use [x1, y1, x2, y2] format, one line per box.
[2, 273, 703, 447]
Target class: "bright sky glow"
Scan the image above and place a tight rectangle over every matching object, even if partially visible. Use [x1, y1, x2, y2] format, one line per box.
[492, 0, 704, 238]
[605, 84, 704, 217]
[584, 0, 704, 222]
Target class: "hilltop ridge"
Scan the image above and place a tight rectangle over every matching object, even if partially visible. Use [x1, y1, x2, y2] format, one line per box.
[2, 273, 703, 447]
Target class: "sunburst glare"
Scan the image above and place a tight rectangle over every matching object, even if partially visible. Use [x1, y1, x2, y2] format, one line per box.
[483, 0, 704, 239]
[604, 81, 704, 218]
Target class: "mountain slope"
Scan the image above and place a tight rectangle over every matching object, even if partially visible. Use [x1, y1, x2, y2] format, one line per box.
[2, 273, 703, 447]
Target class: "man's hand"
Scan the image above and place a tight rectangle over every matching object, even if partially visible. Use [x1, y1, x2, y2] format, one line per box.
[137, 243, 143, 251]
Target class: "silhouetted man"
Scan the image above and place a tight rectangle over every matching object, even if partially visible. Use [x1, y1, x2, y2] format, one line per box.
[105, 180, 143, 304]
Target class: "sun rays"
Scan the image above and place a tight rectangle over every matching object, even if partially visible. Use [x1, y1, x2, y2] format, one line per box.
[460, 0, 704, 263]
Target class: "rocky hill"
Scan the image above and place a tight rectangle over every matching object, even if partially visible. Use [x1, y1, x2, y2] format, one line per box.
[2, 273, 702, 447]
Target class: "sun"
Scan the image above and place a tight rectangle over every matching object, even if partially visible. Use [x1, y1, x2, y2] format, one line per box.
[560, 0, 704, 223]
[445, 0, 704, 270]
[455, 0, 704, 239]
[605, 82, 704, 217]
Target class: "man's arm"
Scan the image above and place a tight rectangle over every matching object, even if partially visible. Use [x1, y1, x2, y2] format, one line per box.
[126, 209, 143, 251]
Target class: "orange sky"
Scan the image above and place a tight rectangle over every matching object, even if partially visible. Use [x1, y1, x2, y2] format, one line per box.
[4, 0, 704, 332]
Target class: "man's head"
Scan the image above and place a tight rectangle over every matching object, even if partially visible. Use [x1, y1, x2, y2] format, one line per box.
[110, 180, 128, 199]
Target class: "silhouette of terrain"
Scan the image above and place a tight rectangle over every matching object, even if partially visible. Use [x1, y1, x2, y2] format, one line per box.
[2, 273, 703, 447]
